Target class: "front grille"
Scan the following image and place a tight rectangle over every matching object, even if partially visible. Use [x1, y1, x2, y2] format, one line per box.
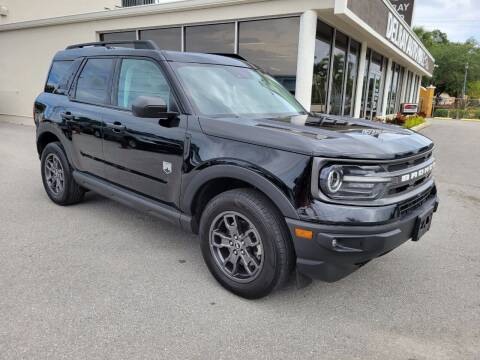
[398, 187, 436, 217]
[312, 148, 436, 207]
[382, 149, 435, 198]
[387, 175, 431, 196]
[385, 151, 433, 172]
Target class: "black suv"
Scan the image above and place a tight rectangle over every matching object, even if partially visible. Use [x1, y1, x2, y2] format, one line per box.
[34, 41, 439, 299]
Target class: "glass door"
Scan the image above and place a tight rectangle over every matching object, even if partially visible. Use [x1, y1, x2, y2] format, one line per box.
[364, 71, 382, 120]
[361, 49, 385, 120]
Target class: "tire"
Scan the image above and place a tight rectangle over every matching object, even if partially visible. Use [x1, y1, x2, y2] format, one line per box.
[200, 188, 294, 299]
[41, 142, 85, 205]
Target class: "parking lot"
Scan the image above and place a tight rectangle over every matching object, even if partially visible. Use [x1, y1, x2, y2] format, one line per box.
[0, 119, 479, 359]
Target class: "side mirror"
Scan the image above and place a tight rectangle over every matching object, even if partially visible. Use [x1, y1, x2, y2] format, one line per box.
[132, 96, 168, 118]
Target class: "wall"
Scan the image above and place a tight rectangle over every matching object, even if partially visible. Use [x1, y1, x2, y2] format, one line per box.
[419, 86, 435, 117]
[0, 0, 334, 120]
[0, 0, 121, 25]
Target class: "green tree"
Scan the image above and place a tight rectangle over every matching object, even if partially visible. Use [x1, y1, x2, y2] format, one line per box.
[414, 27, 448, 47]
[414, 27, 480, 97]
[468, 81, 480, 98]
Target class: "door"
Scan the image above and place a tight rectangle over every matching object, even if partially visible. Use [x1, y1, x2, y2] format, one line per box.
[66, 57, 115, 177]
[364, 71, 382, 120]
[102, 58, 186, 207]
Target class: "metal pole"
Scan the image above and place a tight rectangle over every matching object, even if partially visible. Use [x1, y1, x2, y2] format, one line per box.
[462, 63, 469, 98]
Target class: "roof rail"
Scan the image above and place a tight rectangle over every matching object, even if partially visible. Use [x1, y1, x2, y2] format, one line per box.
[209, 53, 248, 62]
[66, 40, 158, 50]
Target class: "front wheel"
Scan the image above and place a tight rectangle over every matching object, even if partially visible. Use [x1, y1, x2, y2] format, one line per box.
[200, 189, 294, 299]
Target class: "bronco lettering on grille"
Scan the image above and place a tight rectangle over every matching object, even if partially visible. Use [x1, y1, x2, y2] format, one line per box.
[400, 164, 434, 183]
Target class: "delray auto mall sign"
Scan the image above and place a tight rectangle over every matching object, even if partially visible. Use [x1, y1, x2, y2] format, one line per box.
[386, 11, 428, 69]
[347, 0, 434, 73]
[389, 0, 415, 25]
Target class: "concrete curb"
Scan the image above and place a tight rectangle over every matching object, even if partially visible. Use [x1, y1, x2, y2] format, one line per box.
[459, 118, 480, 123]
[433, 117, 480, 123]
[411, 119, 431, 132]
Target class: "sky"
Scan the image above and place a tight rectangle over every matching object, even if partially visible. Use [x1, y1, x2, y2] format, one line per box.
[412, 0, 480, 42]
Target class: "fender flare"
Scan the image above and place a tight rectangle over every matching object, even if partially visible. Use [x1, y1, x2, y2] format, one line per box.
[36, 122, 76, 165]
[181, 164, 299, 220]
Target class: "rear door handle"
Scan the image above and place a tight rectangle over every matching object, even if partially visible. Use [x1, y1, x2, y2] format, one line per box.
[106, 122, 126, 132]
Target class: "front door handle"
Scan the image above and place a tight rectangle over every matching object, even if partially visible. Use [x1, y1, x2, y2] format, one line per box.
[106, 122, 126, 132]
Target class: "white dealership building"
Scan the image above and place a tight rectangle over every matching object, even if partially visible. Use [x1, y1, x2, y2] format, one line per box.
[0, 0, 434, 124]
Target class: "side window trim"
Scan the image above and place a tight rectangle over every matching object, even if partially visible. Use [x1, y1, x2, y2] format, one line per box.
[44, 61, 57, 93]
[45, 60, 79, 95]
[70, 56, 116, 107]
[110, 57, 122, 107]
[60, 58, 83, 95]
[68, 57, 87, 99]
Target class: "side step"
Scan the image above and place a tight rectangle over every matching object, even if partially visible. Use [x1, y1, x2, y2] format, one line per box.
[73, 171, 192, 230]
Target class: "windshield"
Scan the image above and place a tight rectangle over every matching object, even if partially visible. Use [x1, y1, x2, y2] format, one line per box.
[171, 62, 306, 118]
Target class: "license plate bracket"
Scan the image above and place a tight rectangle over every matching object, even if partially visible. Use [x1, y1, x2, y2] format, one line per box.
[412, 207, 434, 242]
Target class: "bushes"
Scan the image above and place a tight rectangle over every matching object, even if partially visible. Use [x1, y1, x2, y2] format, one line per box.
[464, 109, 480, 119]
[433, 108, 480, 119]
[386, 113, 425, 129]
[403, 115, 426, 129]
[433, 109, 449, 117]
[386, 114, 426, 128]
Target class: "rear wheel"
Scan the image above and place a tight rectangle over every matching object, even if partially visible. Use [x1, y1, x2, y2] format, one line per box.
[200, 189, 294, 299]
[41, 142, 84, 205]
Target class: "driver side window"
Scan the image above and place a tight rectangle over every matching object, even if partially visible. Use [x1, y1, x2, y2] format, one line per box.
[117, 59, 174, 111]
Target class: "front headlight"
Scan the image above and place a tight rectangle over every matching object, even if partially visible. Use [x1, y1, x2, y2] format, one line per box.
[319, 164, 391, 201]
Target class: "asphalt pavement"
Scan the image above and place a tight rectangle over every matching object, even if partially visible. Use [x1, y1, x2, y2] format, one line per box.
[0, 119, 479, 359]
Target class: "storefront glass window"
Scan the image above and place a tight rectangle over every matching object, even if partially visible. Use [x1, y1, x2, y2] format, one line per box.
[311, 21, 333, 112]
[185, 23, 235, 53]
[343, 39, 360, 116]
[417, 75, 423, 102]
[405, 71, 413, 103]
[412, 75, 421, 102]
[387, 63, 404, 114]
[329, 31, 348, 115]
[139, 28, 182, 51]
[100, 31, 137, 45]
[239, 17, 300, 94]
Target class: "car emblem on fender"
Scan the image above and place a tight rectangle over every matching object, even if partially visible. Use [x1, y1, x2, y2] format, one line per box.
[163, 161, 172, 175]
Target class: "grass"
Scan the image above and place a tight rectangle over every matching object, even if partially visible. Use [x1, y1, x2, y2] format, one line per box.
[403, 116, 426, 129]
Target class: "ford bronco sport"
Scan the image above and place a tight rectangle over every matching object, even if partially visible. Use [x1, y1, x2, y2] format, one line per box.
[34, 40, 439, 299]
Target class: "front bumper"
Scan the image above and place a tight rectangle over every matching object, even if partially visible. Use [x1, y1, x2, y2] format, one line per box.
[286, 195, 439, 282]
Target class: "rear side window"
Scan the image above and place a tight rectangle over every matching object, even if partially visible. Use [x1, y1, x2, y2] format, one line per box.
[75, 58, 114, 105]
[45, 61, 73, 94]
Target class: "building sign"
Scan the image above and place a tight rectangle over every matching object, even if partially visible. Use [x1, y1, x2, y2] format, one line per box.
[386, 11, 428, 69]
[346, 0, 434, 73]
[389, 0, 415, 25]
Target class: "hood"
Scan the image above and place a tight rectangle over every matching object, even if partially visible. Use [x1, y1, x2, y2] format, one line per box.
[198, 114, 433, 160]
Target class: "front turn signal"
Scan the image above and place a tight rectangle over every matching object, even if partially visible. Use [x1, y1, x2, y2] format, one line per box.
[295, 228, 313, 240]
